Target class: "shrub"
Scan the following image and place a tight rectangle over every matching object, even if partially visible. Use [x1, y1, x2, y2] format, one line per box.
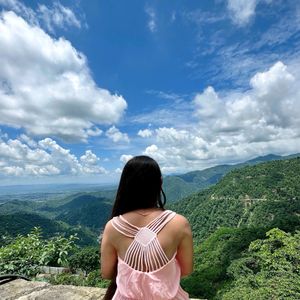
[0, 227, 78, 277]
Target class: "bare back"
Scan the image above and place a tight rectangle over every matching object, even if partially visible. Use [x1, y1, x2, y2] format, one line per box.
[106, 209, 193, 275]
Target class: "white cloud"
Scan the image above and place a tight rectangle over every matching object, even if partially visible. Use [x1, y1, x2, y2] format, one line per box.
[37, 2, 81, 33]
[227, 0, 273, 26]
[138, 129, 153, 138]
[19, 134, 38, 148]
[0, 11, 127, 142]
[0, 136, 106, 177]
[0, 0, 82, 33]
[115, 168, 122, 174]
[227, 0, 257, 25]
[141, 61, 300, 173]
[80, 150, 106, 174]
[106, 126, 130, 143]
[120, 154, 133, 164]
[80, 150, 99, 165]
[0, 0, 36, 24]
[145, 6, 157, 32]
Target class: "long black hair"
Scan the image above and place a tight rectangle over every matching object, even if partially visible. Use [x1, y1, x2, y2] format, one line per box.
[104, 155, 166, 300]
[110, 155, 166, 218]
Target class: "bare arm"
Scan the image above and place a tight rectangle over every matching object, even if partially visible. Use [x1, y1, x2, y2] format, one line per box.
[175, 216, 193, 277]
[100, 221, 118, 279]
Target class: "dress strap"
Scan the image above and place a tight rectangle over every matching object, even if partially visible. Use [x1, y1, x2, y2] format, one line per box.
[147, 210, 176, 233]
[111, 215, 139, 238]
[111, 210, 176, 237]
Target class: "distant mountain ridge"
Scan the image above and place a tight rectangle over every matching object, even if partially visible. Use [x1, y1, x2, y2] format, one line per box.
[171, 156, 300, 241]
[0, 153, 299, 248]
[0, 213, 97, 246]
[163, 153, 300, 202]
[0, 192, 113, 246]
[55, 194, 112, 230]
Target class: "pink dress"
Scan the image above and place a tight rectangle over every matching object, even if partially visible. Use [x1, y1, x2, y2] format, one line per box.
[111, 210, 189, 300]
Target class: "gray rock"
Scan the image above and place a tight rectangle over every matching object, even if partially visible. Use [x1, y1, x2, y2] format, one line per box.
[0, 279, 202, 299]
[0, 279, 106, 300]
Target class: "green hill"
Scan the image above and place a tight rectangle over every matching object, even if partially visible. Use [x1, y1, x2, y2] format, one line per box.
[172, 157, 300, 241]
[164, 153, 299, 202]
[55, 194, 112, 230]
[0, 191, 113, 247]
[0, 213, 97, 246]
[174, 157, 300, 299]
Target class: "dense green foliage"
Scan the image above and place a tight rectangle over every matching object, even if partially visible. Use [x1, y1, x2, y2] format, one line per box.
[49, 270, 109, 288]
[220, 228, 300, 299]
[182, 227, 300, 299]
[164, 153, 295, 202]
[68, 246, 100, 274]
[181, 227, 267, 298]
[0, 228, 77, 277]
[0, 227, 109, 288]
[55, 195, 112, 230]
[1, 155, 300, 298]
[163, 176, 198, 202]
[0, 213, 97, 246]
[174, 157, 300, 299]
[0, 193, 113, 247]
[172, 157, 300, 241]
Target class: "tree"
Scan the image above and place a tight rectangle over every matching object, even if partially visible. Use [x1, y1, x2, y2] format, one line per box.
[68, 246, 100, 275]
[220, 228, 300, 299]
[0, 227, 78, 277]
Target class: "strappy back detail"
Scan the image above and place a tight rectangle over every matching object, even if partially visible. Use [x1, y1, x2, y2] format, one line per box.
[111, 210, 176, 272]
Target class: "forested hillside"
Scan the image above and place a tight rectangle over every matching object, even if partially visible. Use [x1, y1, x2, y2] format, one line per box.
[172, 156, 300, 241]
[0, 213, 97, 246]
[1, 156, 299, 299]
[0, 193, 113, 247]
[172, 157, 300, 299]
[55, 195, 112, 230]
[164, 153, 299, 202]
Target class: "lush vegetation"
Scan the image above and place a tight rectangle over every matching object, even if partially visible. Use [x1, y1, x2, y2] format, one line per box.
[175, 157, 300, 299]
[0, 227, 77, 277]
[0, 213, 98, 247]
[1, 155, 299, 298]
[163, 153, 296, 202]
[0, 193, 113, 247]
[172, 157, 300, 241]
[55, 195, 112, 230]
[221, 228, 300, 299]
[0, 227, 109, 288]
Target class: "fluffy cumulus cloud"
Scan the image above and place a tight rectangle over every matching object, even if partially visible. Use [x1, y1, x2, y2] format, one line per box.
[0, 135, 106, 177]
[142, 61, 300, 173]
[137, 129, 153, 138]
[120, 154, 133, 164]
[0, 11, 127, 142]
[227, 0, 273, 26]
[106, 126, 130, 143]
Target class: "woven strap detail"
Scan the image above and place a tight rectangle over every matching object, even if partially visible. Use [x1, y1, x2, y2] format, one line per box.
[111, 210, 176, 272]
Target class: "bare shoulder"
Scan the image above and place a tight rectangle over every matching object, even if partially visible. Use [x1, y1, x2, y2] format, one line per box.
[102, 220, 116, 237]
[171, 213, 192, 232]
[172, 213, 190, 224]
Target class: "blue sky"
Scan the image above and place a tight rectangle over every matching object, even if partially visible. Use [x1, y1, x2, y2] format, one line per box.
[0, 0, 300, 185]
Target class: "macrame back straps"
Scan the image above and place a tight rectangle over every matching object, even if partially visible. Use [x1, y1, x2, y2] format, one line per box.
[111, 210, 176, 272]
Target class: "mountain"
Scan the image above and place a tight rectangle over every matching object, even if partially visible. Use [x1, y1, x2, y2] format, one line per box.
[0, 192, 113, 245]
[163, 176, 198, 203]
[171, 156, 300, 241]
[164, 153, 300, 202]
[55, 194, 112, 230]
[0, 213, 97, 246]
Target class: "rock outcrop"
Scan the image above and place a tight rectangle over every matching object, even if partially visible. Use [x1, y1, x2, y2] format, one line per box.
[0, 279, 106, 300]
[0, 279, 202, 299]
